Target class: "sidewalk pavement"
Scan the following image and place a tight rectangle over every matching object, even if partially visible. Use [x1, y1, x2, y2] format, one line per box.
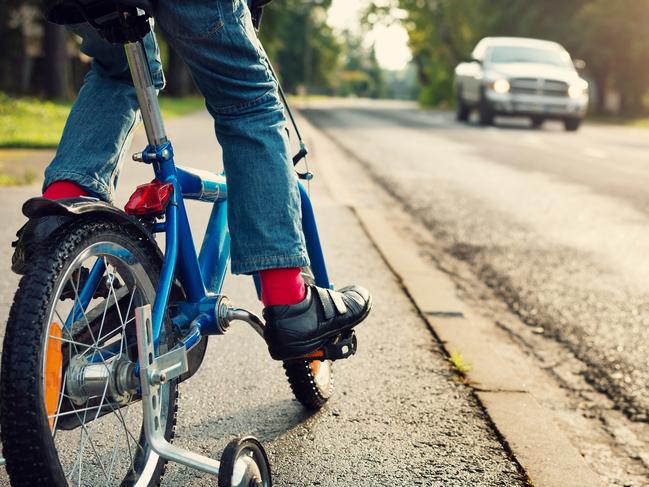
[0, 111, 526, 486]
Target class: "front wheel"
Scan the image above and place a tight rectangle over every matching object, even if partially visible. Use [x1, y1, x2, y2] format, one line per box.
[478, 97, 494, 126]
[531, 116, 545, 128]
[456, 92, 470, 122]
[282, 268, 334, 410]
[283, 359, 334, 410]
[564, 117, 582, 132]
[0, 218, 178, 486]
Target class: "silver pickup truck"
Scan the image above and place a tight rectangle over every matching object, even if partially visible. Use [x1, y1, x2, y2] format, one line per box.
[454, 37, 589, 131]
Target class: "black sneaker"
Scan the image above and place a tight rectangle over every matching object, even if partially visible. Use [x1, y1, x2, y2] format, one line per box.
[263, 284, 372, 361]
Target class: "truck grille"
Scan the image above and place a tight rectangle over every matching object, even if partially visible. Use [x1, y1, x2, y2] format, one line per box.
[509, 78, 569, 97]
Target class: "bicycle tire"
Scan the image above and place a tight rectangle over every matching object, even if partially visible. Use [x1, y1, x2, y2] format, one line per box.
[0, 218, 178, 486]
[282, 268, 334, 410]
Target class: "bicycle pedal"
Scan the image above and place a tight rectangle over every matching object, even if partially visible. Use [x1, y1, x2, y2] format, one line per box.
[302, 330, 358, 361]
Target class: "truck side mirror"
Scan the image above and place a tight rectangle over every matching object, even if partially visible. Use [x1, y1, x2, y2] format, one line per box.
[573, 59, 586, 70]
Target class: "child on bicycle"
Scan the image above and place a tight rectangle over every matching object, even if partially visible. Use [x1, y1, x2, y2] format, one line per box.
[14, 0, 371, 360]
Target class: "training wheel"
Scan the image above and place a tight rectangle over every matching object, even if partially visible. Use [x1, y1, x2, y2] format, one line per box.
[218, 436, 272, 487]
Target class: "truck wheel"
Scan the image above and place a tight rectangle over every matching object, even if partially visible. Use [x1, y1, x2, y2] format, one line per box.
[531, 116, 545, 128]
[478, 101, 494, 126]
[456, 93, 470, 122]
[563, 118, 582, 132]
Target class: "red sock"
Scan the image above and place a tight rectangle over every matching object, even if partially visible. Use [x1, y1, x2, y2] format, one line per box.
[43, 181, 89, 199]
[260, 267, 306, 306]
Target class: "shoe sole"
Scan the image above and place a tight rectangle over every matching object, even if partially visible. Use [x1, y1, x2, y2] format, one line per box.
[269, 294, 373, 361]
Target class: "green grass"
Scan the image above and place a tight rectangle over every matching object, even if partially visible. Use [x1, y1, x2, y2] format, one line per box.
[0, 93, 70, 149]
[0, 168, 36, 187]
[159, 96, 205, 117]
[587, 114, 649, 128]
[0, 93, 204, 149]
[286, 94, 344, 104]
[449, 351, 472, 376]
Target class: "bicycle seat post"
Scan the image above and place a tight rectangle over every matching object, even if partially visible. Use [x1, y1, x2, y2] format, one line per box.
[124, 40, 168, 147]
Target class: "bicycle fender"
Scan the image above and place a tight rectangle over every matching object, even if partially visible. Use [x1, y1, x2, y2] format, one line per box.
[23, 196, 154, 236]
[21, 195, 159, 251]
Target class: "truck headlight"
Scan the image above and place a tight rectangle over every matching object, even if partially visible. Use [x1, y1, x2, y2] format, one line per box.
[568, 83, 588, 99]
[491, 79, 510, 94]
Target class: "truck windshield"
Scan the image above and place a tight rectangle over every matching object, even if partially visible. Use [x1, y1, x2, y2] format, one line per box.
[488, 46, 572, 68]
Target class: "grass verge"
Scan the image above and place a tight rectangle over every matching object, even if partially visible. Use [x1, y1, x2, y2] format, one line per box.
[0, 93, 204, 149]
[0, 168, 37, 187]
[587, 114, 649, 128]
[449, 350, 472, 376]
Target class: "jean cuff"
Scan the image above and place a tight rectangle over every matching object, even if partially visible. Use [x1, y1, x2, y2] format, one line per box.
[232, 251, 310, 275]
[43, 170, 111, 202]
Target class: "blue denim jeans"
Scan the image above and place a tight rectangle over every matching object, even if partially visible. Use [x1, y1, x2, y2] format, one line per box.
[44, 0, 309, 275]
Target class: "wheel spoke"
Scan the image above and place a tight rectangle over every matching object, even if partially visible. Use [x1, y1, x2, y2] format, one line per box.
[105, 258, 125, 332]
[105, 401, 143, 470]
[70, 276, 98, 348]
[77, 267, 116, 360]
[73, 359, 113, 484]
[36, 239, 167, 486]
[51, 369, 69, 438]
[123, 285, 137, 329]
[55, 308, 80, 356]
[69, 400, 90, 482]
[48, 401, 105, 420]
[47, 334, 94, 353]
[106, 402, 140, 483]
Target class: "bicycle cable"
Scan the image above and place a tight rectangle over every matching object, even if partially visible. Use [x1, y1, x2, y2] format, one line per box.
[258, 42, 313, 194]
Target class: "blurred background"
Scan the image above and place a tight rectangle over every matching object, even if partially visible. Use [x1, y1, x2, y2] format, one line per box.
[3, 0, 649, 158]
[2, 0, 649, 113]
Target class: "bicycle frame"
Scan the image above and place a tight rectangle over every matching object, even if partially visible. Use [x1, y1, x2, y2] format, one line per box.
[121, 41, 330, 353]
[1, 16, 327, 481]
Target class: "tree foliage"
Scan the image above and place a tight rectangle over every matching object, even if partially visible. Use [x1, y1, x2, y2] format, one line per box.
[336, 31, 386, 99]
[378, 0, 649, 114]
[259, 0, 341, 94]
[0, 0, 392, 101]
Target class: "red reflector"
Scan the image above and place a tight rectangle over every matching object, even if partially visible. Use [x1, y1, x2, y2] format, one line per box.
[125, 180, 174, 216]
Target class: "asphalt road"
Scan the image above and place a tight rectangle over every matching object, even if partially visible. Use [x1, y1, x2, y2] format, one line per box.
[301, 100, 649, 424]
[0, 111, 524, 485]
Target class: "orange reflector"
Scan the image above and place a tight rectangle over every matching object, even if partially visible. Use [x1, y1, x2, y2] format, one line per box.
[309, 360, 321, 375]
[302, 349, 325, 360]
[45, 322, 63, 431]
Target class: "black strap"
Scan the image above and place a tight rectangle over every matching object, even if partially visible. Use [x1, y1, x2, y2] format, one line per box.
[316, 287, 336, 320]
[315, 287, 347, 319]
[328, 289, 348, 315]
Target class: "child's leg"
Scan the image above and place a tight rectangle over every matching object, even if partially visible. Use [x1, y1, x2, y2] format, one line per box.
[43, 23, 164, 202]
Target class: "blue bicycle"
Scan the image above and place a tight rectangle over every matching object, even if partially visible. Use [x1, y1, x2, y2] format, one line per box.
[0, 1, 359, 485]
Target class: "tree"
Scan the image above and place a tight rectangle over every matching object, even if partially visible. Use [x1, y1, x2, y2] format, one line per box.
[42, 22, 71, 99]
[259, 0, 341, 94]
[379, 0, 649, 115]
[337, 30, 386, 98]
[369, 0, 486, 106]
[1, 1, 28, 93]
[165, 46, 194, 97]
[573, 0, 649, 115]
